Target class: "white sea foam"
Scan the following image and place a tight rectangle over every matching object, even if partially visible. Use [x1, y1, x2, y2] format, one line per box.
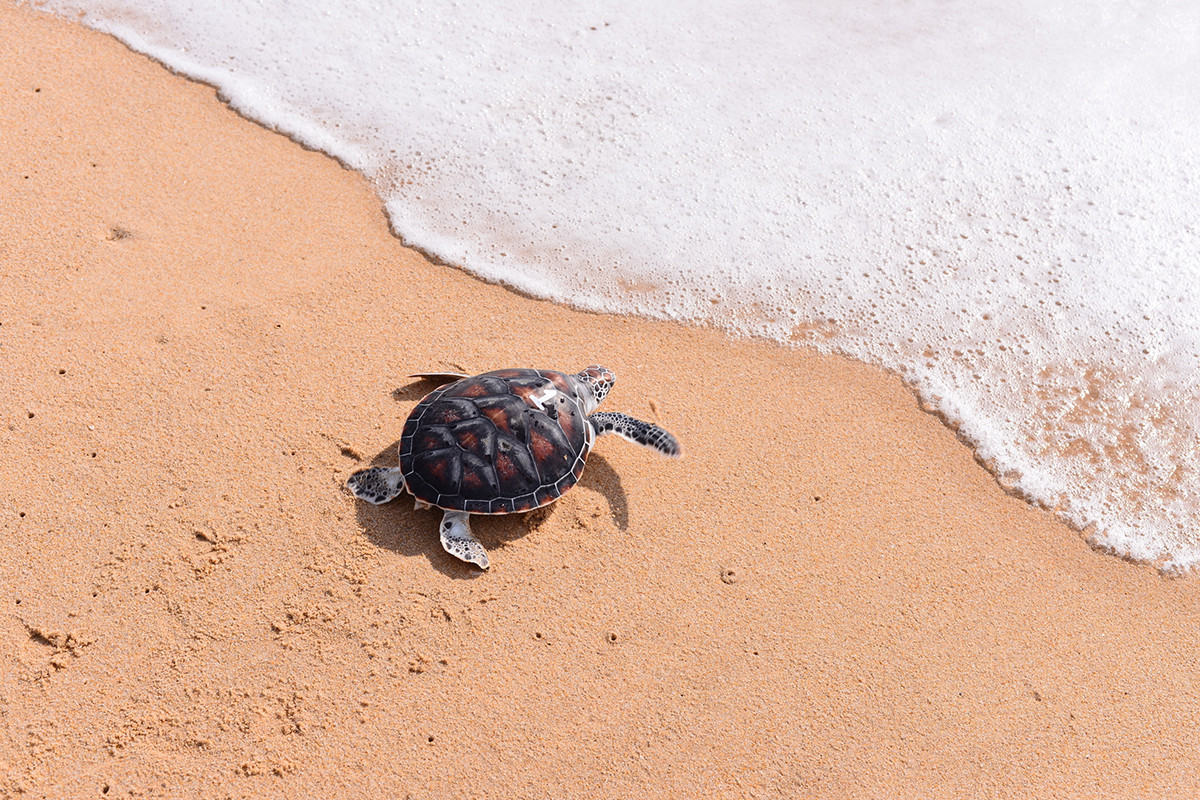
[35, 0, 1200, 570]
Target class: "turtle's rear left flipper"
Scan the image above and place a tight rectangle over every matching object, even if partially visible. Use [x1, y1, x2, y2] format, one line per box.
[347, 467, 406, 504]
[589, 412, 681, 457]
[408, 372, 470, 383]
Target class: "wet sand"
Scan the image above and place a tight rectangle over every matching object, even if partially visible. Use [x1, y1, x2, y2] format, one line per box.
[3, 2, 1199, 797]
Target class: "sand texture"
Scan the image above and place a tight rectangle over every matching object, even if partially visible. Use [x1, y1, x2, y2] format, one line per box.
[3, 3, 1200, 798]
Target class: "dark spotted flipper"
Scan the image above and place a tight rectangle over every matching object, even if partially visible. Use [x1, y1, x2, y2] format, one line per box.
[440, 510, 489, 569]
[347, 466, 406, 504]
[588, 412, 681, 457]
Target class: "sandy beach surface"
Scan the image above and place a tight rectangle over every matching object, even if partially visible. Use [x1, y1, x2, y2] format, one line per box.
[3, 3, 1200, 797]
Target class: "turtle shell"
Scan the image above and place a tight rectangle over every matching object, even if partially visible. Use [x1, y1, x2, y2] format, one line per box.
[398, 368, 594, 514]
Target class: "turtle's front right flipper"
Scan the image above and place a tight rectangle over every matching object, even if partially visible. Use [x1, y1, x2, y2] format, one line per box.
[347, 466, 406, 504]
[588, 412, 682, 457]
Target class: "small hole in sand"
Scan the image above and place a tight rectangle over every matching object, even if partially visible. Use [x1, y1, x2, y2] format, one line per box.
[18, 512, 26, 518]
[27, 412, 34, 419]
[427, 735, 435, 744]
[607, 632, 618, 643]
[57, 368, 66, 375]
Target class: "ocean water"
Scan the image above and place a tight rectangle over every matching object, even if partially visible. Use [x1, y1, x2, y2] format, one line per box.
[35, 0, 1200, 571]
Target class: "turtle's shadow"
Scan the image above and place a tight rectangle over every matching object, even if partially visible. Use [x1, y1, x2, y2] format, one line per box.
[579, 453, 629, 531]
[352, 443, 629, 574]
[390, 376, 445, 403]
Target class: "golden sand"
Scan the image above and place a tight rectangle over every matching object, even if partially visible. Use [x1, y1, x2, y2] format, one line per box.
[3, 3, 1198, 796]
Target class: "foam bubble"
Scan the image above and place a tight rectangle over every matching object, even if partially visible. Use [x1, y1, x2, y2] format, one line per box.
[36, 0, 1200, 570]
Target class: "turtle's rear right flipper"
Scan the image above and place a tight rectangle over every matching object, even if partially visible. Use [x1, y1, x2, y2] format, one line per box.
[439, 510, 489, 569]
[347, 466, 406, 504]
[588, 412, 682, 458]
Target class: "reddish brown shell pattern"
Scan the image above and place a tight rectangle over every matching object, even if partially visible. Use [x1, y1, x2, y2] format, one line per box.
[398, 369, 592, 514]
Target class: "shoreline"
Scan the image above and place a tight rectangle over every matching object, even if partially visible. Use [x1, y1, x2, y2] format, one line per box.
[26, 4, 1180, 576]
[4, 2, 1200, 797]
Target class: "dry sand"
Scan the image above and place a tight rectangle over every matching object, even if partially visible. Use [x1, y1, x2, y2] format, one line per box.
[3, 2, 1200, 797]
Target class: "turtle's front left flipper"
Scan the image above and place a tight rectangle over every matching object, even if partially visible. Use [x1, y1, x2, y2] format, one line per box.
[589, 412, 682, 457]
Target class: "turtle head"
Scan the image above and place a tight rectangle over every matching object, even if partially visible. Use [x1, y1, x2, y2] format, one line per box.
[574, 365, 615, 413]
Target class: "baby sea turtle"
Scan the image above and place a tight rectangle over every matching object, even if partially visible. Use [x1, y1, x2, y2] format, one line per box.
[346, 366, 680, 569]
